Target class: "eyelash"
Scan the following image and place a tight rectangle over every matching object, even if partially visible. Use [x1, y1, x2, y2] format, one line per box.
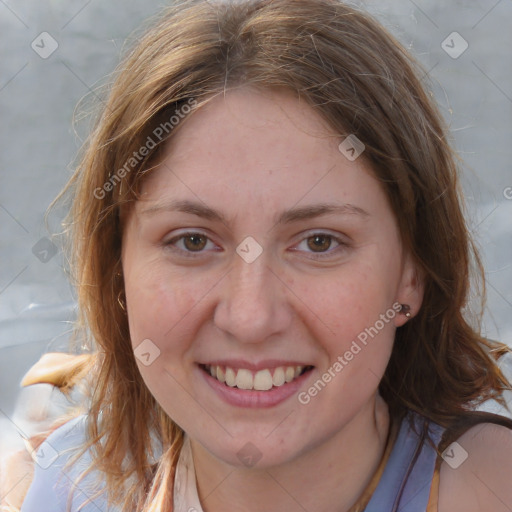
[164, 231, 348, 260]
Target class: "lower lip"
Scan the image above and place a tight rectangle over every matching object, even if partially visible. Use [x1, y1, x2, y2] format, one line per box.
[198, 365, 313, 408]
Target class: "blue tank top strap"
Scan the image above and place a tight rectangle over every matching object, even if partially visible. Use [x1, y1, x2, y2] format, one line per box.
[364, 410, 445, 512]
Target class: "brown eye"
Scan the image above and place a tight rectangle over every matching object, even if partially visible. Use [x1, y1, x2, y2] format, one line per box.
[165, 231, 218, 258]
[307, 234, 333, 252]
[183, 234, 207, 251]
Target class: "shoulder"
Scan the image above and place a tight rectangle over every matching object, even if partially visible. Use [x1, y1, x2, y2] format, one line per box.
[21, 415, 107, 512]
[438, 421, 512, 512]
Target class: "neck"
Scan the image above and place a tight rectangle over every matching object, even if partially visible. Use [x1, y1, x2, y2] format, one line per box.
[190, 394, 390, 512]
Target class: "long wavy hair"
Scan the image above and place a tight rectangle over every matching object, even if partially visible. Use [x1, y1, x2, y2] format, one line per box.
[57, 0, 512, 509]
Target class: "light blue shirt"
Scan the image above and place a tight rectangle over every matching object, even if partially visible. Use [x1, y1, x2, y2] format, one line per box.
[21, 415, 112, 511]
[22, 411, 446, 511]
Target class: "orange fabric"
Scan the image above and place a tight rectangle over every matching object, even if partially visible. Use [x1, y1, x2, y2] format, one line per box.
[0, 449, 35, 511]
[0, 417, 76, 512]
[346, 415, 400, 512]
[426, 465, 440, 511]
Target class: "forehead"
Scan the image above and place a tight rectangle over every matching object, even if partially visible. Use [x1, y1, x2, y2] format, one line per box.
[135, 87, 383, 218]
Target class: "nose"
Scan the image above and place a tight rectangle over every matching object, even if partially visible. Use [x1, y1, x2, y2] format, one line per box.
[213, 251, 293, 345]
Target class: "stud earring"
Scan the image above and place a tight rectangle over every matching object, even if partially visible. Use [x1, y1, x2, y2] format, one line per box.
[400, 304, 411, 318]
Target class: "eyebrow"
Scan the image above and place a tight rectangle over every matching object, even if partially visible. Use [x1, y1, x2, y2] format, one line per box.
[140, 199, 370, 225]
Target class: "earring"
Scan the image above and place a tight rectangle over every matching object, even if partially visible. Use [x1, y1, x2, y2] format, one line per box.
[117, 290, 126, 311]
[400, 304, 411, 318]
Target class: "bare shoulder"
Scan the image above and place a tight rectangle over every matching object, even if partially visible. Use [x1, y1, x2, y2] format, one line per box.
[438, 422, 512, 512]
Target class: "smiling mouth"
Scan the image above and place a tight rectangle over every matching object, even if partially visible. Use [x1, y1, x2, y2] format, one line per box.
[200, 364, 314, 391]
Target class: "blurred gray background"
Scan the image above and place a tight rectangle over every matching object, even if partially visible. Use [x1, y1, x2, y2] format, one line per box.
[1, 0, 511, 423]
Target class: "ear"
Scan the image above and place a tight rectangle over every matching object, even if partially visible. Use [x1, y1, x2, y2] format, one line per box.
[394, 251, 424, 327]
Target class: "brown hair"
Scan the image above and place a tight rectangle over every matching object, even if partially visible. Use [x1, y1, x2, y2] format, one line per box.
[58, 0, 512, 509]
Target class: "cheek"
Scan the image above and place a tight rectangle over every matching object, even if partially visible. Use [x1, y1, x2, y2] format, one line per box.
[302, 264, 395, 338]
[292, 261, 398, 395]
[124, 261, 201, 352]
[123, 264, 204, 415]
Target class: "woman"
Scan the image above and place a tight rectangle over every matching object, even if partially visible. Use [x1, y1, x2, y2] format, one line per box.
[20, 0, 512, 511]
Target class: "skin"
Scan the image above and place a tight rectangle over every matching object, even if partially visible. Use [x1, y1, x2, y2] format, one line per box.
[121, 87, 424, 511]
[437, 423, 512, 512]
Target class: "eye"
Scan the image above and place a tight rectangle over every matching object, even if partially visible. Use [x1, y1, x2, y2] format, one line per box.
[292, 232, 347, 259]
[165, 232, 218, 256]
[306, 234, 334, 252]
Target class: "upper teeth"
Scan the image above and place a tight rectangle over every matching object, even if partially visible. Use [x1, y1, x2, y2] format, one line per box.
[207, 365, 305, 391]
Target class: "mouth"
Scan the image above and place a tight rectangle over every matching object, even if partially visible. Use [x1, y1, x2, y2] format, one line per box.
[199, 363, 314, 391]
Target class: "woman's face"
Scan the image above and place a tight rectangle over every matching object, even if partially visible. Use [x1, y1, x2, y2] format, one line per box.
[122, 87, 422, 468]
